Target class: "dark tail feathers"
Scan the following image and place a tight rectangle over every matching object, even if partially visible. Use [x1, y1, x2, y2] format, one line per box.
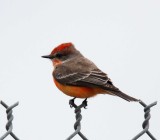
[112, 90, 139, 102]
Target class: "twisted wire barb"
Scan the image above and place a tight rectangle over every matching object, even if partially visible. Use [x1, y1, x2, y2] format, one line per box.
[66, 100, 88, 140]
[0, 101, 19, 140]
[132, 100, 157, 140]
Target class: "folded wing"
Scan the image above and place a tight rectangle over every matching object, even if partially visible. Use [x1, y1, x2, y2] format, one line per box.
[54, 65, 138, 102]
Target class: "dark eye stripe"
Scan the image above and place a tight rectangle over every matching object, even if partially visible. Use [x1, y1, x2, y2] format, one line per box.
[56, 53, 63, 58]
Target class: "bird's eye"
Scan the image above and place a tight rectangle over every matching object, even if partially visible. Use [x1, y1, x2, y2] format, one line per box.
[55, 53, 63, 58]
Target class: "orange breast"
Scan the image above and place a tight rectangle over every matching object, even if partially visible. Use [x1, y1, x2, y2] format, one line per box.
[54, 79, 105, 98]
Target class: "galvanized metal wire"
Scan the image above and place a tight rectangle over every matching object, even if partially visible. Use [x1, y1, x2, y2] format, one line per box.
[0, 100, 19, 140]
[132, 100, 157, 140]
[0, 99, 157, 140]
[66, 99, 157, 140]
[66, 99, 88, 140]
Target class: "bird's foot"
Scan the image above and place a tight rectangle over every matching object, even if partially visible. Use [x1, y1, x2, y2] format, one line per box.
[82, 98, 88, 109]
[69, 97, 76, 108]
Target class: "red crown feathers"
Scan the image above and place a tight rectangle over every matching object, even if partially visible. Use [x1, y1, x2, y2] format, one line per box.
[51, 42, 73, 55]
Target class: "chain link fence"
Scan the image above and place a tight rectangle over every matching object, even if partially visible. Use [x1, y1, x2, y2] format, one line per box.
[0, 99, 157, 140]
[0, 101, 19, 140]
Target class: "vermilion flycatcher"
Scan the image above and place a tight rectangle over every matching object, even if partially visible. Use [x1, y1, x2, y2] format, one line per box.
[42, 42, 139, 103]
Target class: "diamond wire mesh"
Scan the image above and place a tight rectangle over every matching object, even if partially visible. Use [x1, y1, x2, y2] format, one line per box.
[0, 100, 157, 140]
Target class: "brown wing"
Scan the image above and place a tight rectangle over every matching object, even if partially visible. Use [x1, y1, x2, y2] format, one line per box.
[53, 57, 138, 102]
[54, 68, 115, 89]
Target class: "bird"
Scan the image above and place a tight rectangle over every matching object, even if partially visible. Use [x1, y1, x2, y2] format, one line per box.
[42, 42, 139, 106]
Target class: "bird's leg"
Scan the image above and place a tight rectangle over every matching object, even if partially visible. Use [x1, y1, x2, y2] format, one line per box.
[82, 98, 88, 109]
[69, 97, 76, 108]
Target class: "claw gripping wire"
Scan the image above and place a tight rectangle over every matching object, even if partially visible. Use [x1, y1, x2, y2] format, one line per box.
[132, 100, 157, 140]
[66, 100, 88, 140]
[0, 101, 19, 140]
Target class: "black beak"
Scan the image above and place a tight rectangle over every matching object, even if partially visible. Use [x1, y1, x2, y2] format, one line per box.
[41, 55, 54, 59]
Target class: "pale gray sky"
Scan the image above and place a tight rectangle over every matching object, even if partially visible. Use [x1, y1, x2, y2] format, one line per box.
[0, 0, 160, 139]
